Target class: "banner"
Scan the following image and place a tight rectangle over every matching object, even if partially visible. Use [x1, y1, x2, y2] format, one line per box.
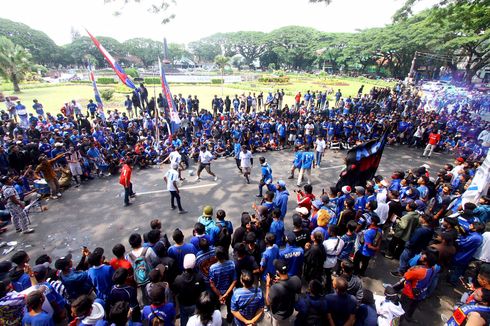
[336, 127, 391, 190]
[159, 57, 180, 134]
[86, 29, 137, 90]
[88, 65, 103, 111]
[462, 151, 490, 205]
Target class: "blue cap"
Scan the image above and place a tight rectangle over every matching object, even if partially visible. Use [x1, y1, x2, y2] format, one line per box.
[312, 199, 323, 209]
[277, 180, 286, 187]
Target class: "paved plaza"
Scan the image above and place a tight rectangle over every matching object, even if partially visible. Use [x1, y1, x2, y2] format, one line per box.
[1, 145, 460, 324]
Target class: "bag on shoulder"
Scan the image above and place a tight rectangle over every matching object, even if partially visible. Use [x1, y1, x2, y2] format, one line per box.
[130, 247, 151, 285]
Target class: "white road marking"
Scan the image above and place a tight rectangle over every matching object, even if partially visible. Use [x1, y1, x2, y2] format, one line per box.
[136, 183, 218, 196]
[320, 165, 344, 170]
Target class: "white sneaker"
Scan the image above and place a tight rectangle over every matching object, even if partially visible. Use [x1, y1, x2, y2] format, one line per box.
[214, 176, 218, 181]
[50, 195, 58, 200]
[57, 193, 62, 197]
[22, 228, 35, 234]
[195, 177, 201, 182]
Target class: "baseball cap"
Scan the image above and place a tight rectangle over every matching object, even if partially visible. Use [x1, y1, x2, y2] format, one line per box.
[54, 254, 72, 270]
[273, 259, 288, 274]
[32, 262, 49, 278]
[320, 195, 330, 204]
[277, 180, 286, 187]
[183, 254, 196, 270]
[355, 186, 365, 195]
[456, 157, 465, 163]
[341, 186, 352, 194]
[312, 199, 323, 209]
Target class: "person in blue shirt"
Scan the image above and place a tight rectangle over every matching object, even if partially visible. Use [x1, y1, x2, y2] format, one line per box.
[231, 270, 265, 326]
[23, 290, 55, 326]
[233, 139, 242, 173]
[294, 279, 328, 326]
[353, 215, 381, 276]
[267, 180, 290, 219]
[87, 252, 115, 301]
[167, 229, 197, 272]
[32, 99, 45, 118]
[270, 208, 285, 247]
[209, 246, 237, 323]
[55, 253, 94, 303]
[473, 196, 490, 223]
[86, 100, 98, 119]
[298, 146, 315, 187]
[142, 282, 176, 326]
[257, 157, 273, 198]
[259, 233, 279, 282]
[448, 222, 485, 285]
[279, 231, 304, 277]
[9, 251, 31, 292]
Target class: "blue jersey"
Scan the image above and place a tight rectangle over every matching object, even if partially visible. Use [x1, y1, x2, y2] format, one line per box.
[209, 260, 236, 295]
[293, 151, 303, 168]
[279, 245, 304, 277]
[260, 245, 279, 281]
[270, 219, 284, 246]
[261, 163, 273, 183]
[301, 152, 315, 169]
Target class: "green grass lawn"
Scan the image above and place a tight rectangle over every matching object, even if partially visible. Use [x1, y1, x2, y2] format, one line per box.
[0, 76, 393, 115]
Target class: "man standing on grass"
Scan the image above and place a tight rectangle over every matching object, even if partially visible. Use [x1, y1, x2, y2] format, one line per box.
[164, 163, 187, 214]
[119, 158, 135, 207]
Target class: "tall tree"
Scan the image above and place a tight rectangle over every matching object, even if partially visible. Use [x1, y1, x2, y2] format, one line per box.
[123, 38, 163, 67]
[0, 36, 33, 92]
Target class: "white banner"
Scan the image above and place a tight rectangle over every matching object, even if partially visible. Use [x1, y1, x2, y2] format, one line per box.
[462, 151, 490, 205]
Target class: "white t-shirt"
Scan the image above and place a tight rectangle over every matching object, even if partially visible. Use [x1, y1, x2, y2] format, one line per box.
[186, 310, 222, 326]
[374, 294, 405, 326]
[169, 151, 181, 164]
[199, 151, 214, 164]
[474, 231, 490, 263]
[305, 123, 314, 135]
[323, 237, 345, 268]
[165, 168, 179, 191]
[375, 202, 390, 225]
[239, 150, 253, 168]
[315, 139, 326, 152]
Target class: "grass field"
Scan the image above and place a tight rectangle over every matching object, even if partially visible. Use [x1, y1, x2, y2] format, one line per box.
[0, 75, 394, 115]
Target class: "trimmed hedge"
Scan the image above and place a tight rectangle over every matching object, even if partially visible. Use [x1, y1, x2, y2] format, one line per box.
[258, 76, 290, 83]
[211, 78, 224, 84]
[143, 78, 160, 85]
[97, 77, 117, 84]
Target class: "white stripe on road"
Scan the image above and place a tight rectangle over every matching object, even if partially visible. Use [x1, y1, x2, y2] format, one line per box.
[320, 165, 344, 170]
[136, 183, 218, 196]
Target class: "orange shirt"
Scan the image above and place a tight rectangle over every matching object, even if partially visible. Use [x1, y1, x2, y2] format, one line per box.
[428, 133, 441, 145]
[119, 164, 132, 187]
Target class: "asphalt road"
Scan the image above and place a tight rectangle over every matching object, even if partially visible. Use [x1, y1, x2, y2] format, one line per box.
[1, 144, 459, 324]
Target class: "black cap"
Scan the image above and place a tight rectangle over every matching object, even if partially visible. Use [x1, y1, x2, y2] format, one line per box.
[273, 259, 288, 274]
[54, 254, 72, 270]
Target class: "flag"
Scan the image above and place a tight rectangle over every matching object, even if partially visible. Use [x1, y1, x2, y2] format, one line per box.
[86, 29, 137, 90]
[336, 127, 391, 190]
[159, 57, 180, 134]
[461, 151, 490, 205]
[88, 64, 103, 111]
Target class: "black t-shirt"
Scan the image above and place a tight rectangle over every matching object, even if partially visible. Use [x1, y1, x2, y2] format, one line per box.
[294, 229, 310, 249]
[326, 293, 357, 326]
[172, 271, 205, 306]
[235, 255, 258, 287]
[269, 276, 302, 320]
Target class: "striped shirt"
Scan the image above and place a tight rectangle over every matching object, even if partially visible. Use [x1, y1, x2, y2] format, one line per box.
[209, 260, 236, 295]
[231, 287, 264, 326]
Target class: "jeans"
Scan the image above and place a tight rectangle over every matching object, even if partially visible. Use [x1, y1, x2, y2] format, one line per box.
[179, 304, 196, 326]
[170, 191, 183, 211]
[398, 248, 415, 274]
[315, 151, 323, 166]
[124, 182, 134, 205]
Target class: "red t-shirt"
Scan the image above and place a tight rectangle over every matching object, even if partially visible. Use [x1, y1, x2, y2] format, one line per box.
[428, 133, 441, 145]
[110, 257, 132, 271]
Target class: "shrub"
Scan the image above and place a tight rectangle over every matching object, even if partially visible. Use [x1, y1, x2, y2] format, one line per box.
[143, 77, 160, 85]
[125, 68, 139, 78]
[100, 89, 114, 101]
[211, 78, 224, 84]
[97, 77, 117, 84]
[258, 76, 290, 83]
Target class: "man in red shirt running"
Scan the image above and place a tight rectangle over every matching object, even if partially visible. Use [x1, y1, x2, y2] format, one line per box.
[421, 130, 441, 158]
[120, 159, 135, 207]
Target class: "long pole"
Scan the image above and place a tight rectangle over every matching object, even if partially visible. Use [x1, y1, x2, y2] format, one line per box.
[408, 51, 418, 84]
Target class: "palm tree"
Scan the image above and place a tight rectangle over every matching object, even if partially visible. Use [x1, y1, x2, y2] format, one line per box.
[0, 36, 32, 93]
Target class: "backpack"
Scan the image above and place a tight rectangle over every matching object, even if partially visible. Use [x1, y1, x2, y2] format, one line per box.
[215, 221, 231, 250]
[129, 247, 151, 285]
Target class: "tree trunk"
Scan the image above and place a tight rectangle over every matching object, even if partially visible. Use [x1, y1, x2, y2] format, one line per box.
[11, 73, 21, 93]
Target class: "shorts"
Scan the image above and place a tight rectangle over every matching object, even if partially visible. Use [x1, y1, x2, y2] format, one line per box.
[288, 134, 297, 142]
[69, 163, 83, 176]
[242, 167, 251, 174]
[197, 163, 211, 173]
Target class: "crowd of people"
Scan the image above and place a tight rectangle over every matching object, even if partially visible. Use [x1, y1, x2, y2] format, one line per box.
[0, 82, 489, 325]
